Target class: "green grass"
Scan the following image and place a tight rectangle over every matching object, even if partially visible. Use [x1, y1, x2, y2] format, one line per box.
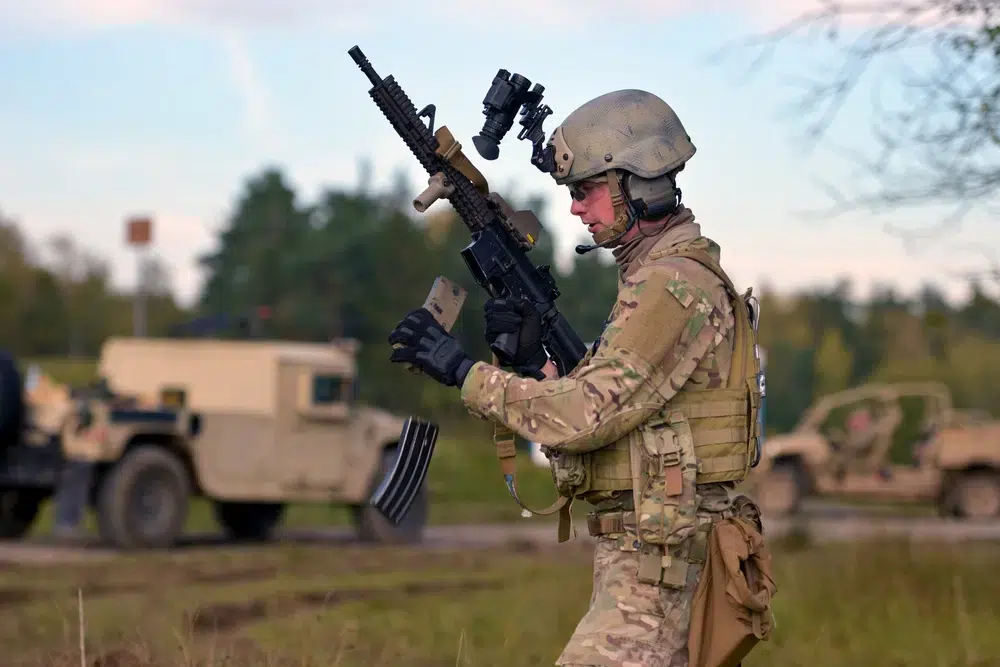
[1, 539, 999, 666]
[12, 358, 1000, 665]
[23, 356, 100, 388]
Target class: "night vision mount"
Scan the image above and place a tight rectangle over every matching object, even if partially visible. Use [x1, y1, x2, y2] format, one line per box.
[472, 69, 557, 174]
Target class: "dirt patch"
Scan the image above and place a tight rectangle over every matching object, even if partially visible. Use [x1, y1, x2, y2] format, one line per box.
[0, 565, 280, 609]
[90, 648, 150, 667]
[0, 588, 37, 605]
[5, 648, 153, 667]
[186, 578, 504, 635]
[176, 564, 279, 587]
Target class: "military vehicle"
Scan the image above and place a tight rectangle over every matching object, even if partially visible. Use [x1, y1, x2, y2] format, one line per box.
[0, 337, 428, 549]
[747, 381, 1000, 518]
[0, 349, 204, 545]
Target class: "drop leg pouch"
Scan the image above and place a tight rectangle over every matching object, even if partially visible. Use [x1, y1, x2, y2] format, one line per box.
[687, 511, 777, 667]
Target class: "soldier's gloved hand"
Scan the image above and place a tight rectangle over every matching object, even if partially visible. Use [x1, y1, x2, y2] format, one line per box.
[483, 297, 547, 380]
[388, 308, 475, 388]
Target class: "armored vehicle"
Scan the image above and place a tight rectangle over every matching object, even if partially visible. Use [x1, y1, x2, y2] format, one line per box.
[0, 337, 428, 548]
[747, 382, 1000, 518]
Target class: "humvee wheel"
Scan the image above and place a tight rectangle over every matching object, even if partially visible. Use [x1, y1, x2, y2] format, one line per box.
[755, 460, 806, 516]
[350, 445, 428, 544]
[946, 470, 1000, 520]
[0, 488, 45, 539]
[212, 501, 286, 542]
[96, 445, 191, 549]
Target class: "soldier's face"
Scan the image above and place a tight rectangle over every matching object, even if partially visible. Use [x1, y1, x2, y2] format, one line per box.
[568, 180, 618, 240]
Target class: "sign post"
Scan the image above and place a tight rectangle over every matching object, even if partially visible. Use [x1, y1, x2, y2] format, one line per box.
[125, 216, 153, 337]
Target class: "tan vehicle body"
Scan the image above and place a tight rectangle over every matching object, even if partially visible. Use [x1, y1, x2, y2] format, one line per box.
[747, 382, 1000, 518]
[1, 338, 422, 548]
[97, 336, 404, 506]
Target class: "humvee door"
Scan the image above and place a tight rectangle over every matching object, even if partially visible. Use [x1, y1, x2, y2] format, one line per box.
[274, 360, 357, 493]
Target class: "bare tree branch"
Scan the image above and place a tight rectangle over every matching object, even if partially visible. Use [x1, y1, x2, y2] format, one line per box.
[715, 0, 999, 237]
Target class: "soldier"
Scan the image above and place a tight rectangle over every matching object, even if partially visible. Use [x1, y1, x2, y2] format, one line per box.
[388, 89, 768, 667]
[23, 367, 104, 540]
[50, 398, 108, 539]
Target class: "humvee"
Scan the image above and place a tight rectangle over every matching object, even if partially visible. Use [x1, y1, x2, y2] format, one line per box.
[0, 349, 205, 544]
[0, 337, 428, 548]
[747, 381, 1000, 518]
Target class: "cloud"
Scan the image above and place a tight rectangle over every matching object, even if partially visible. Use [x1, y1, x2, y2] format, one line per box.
[0, 0, 163, 31]
[218, 30, 282, 152]
[150, 212, 217, 302]
[0, 0, 375, 34]
[0, 0, 914, 35]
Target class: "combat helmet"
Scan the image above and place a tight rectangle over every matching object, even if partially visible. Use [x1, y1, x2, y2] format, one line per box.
[545, 89, 696, 251]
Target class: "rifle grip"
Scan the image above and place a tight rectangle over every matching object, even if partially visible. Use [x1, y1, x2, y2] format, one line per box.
[490, 331, 519, 366]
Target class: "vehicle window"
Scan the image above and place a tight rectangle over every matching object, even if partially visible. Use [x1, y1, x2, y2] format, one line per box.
[312, 375, 344, 405]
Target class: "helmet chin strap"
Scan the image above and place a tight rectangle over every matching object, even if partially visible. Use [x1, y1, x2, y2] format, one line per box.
[574, 170, 637, 255]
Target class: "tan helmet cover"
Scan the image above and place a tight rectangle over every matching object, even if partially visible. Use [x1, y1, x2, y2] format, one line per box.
[547, 89, 696, 187]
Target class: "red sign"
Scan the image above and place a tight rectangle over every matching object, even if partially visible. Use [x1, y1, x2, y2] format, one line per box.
[126, 216, 153, 246]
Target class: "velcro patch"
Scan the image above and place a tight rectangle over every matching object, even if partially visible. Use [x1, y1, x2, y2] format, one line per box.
[665, 276, 696, 308]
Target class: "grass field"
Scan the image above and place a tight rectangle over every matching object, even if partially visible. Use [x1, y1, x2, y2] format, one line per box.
[24, 357, 101, 389]
[10, 359, 1000, 666]
[2, 537, 999, 666]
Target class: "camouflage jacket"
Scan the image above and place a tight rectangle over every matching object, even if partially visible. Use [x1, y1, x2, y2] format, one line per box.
[460, 220, 737, 455]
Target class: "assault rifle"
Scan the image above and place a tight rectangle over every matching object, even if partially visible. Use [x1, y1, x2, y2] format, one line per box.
[348, 45, 589, 525]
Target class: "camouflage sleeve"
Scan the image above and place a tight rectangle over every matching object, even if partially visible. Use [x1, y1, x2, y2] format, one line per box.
[459, 262, 733, 453]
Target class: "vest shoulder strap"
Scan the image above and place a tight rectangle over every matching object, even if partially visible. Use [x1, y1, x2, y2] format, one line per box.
[647, 241, 758, 389]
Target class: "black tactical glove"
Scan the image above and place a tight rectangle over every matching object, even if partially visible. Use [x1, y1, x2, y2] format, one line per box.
[483, 297, 548, 380]
[388, 308, 476, 388]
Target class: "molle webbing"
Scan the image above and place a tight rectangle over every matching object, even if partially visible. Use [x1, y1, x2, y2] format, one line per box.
[588, 437, 633, 491]
[667, 388, 754, 482]
[585, 386, 754, 490]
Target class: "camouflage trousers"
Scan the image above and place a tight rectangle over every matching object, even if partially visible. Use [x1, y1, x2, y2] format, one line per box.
[555, 537, 703, 667]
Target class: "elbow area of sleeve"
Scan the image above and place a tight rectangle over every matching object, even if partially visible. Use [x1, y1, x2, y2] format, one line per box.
[500, 345, 672, 453]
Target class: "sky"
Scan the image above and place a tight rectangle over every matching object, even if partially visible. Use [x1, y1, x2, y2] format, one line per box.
[0, 0, 996, 309]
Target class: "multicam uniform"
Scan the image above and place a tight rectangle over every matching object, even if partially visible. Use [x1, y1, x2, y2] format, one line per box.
[460, 213, 762, 666]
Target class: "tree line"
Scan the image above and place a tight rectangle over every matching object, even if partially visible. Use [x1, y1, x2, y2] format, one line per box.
[3, 165, 1000, 434]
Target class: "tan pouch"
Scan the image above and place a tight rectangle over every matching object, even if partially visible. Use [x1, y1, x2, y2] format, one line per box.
[687, 511, 777, 667]
[631, 410, 698, 546]
[549, 451, 587, 497]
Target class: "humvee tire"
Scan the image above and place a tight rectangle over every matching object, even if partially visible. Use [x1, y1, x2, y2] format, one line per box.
[96, 444, 191, 549]
[944, 470, 1000, 519]
[0, 350, 24, 449]
[350, 445, 428, 544]
[212, 501, 286, 542]
[0, 488, 45, 539]
[755, 459, 806, 516]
